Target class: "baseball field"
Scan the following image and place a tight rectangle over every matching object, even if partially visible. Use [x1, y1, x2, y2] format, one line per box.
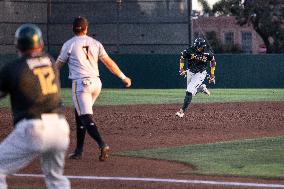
[1, 88, 284, 189]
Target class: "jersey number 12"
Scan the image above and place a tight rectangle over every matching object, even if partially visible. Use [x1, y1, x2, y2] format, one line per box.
[33, 67, 58, 95]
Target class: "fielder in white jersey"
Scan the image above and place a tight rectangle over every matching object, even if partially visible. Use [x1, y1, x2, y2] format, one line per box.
[56, 16, 131, 161]
[0, 24, 70, 189]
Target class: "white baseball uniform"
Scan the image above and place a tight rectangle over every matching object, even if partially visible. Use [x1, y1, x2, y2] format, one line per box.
[186, 70, 207, 96]
[57, 35, 108, 115]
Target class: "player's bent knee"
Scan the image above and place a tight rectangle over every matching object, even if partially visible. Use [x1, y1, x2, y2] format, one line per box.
[186, 91, 192, 96]
[79, 114, 95, 128]
[185, 91, 193, 97]
[187, 89, 196, 96]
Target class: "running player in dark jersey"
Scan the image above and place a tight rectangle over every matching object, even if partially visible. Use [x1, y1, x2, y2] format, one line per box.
[176, 38, 216, 118]
[0, 53, 61, 124]
[0, 24, 70, 189]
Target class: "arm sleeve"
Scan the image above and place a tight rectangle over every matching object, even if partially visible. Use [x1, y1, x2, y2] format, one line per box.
[181, 49, 188, 59]
[207, 52, 214, 62]
[57, 42, 72, 63]
[98, 42, 108, 58]
[180, 49, 190, 70]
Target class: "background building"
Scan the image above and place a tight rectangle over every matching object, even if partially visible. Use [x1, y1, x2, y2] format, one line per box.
[193, 16, 265, 54]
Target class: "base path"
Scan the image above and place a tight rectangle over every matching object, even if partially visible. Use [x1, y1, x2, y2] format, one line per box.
[13, 174, 284, 188]
[0, 102, 283, 189]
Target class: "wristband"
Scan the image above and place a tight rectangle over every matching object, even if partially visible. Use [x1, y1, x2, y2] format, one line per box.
[119, 72, 126, 80]
[210, 67, 215, 75]
[179, 58, 185, 70]
[180, 63, 184, 70]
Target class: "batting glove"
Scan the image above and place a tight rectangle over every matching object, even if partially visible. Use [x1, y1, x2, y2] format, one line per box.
[208, 75, 216, 84]
[179, 69, 187, 78]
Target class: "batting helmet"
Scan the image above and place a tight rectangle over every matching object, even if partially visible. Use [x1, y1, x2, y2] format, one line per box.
[15, 24, 44, 51]
[193, 37, 207, 50]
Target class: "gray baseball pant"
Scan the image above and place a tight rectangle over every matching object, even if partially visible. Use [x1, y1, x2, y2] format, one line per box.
[0, 114, 70, 189]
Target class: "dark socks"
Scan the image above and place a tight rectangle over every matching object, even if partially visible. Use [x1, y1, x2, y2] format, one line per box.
[79, 114, 105, 148]
[75, 110, 86, 154]
[182, 91, 193, 112]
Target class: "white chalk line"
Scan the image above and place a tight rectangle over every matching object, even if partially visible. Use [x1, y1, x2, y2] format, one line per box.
[13, 173, 284, 188]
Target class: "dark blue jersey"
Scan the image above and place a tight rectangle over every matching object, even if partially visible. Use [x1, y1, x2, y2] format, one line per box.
[181, 46, 214, 73]
[0, 53, 62, 124]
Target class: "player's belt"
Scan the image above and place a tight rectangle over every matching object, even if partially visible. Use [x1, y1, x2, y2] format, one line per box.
[80, 76, 100, 79]
[14, 112, 63, 125]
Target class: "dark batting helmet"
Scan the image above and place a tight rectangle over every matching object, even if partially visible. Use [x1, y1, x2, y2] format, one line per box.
[193, 37, 207, 50]
[15, 24, 44, 51]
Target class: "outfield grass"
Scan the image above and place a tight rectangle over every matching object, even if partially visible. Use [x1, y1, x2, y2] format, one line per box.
[117, 136, 284, 178]
[1, 88, 284, 107]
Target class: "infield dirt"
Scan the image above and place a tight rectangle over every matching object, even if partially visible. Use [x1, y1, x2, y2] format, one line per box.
[1, 102, 284, 189]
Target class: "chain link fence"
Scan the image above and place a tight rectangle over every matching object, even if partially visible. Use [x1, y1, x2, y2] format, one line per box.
[0, 0, 191, 55]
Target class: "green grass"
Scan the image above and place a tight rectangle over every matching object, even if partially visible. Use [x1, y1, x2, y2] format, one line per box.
[94, 88, 284, 105]
[1, 88, 284, 107]
[117, 136, 284, 178]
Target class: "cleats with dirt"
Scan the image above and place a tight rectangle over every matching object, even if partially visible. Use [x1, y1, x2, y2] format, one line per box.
[99, 145, 110, 161]
[175, 109, 184, 118]
[201, 84, 210, 96]
[203, 87, 211, 96]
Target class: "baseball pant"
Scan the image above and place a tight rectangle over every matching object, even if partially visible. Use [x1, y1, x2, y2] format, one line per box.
[186, 70, 207, 96]
[0, 114, 70, 189]
[72, 77, 102, 115]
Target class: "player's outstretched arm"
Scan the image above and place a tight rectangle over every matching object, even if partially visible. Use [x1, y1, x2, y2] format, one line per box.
[55, 60, 66, 70]
[209, 57, 216, 84]
[100, 56, 131, 88]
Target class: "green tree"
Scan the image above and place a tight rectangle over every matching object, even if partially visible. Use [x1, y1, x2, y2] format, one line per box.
[197, 0, 214, 16]
[212, 0, 284, 53]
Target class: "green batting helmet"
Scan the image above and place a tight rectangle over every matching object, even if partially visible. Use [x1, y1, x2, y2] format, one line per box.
[15, 24, 44, 51]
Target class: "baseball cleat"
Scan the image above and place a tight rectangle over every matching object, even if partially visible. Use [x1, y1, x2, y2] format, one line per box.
[175, 109, 184, 118]
[68, 152, 82, 160]
[99, 145, 110, 161]
[202, 85, 211, 96]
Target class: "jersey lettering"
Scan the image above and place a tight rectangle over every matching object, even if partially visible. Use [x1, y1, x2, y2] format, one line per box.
[33, 67, 58, 95]
[190, 54, 208, 62]
[82, 46, 90, 60]
[27, 57, 52, 69]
